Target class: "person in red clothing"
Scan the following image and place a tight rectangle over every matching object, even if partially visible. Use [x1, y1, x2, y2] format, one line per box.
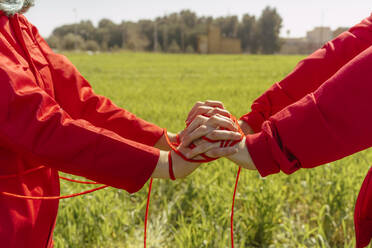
[0, 2, 243, 247]
[187, 13, 372, 248]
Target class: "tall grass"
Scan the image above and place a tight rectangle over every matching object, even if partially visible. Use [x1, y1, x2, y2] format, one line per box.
[53, 52, 371, 248]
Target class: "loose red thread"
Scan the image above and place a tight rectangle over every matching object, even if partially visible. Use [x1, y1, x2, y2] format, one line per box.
[231, 166, 242, 248]
[145, 114, 244, 248]
[0, 167, 108, 200]
[144, 178, 153, 248]
[0, 114, 244, 248]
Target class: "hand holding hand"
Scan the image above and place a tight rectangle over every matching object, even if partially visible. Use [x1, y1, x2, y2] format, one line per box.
[183, 100, 256, 170]
[152, 112, 242, 179]
[181, 113, 241, 159]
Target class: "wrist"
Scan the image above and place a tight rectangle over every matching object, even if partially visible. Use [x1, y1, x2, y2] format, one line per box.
[238, 120, 254, 135]
[227, 138, 256, 170]
[172, 150, 200, 179]
[151, 151, 170, 179]
[155, 131, 177, 150]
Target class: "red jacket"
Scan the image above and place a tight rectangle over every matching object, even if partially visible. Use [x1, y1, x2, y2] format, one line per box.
[241, 14, 372, 247]
[0, 13, 164, 247]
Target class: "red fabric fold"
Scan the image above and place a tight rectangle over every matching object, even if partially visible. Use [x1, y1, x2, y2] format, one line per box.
[241, 13, 372, 133]
[246, 43, 372, 247]
[355, 167, 372, 248]
[0, 13, 162, 247]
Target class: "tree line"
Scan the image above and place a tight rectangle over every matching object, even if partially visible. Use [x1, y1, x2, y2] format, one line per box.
[46, 6, 282, 54]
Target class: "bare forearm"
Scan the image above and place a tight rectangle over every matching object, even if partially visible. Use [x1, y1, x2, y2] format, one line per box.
[228, 138, 256, 170]
[151, 151, 170, 178]
[238, 120, 254, 135]
[151, 150, 200, 179]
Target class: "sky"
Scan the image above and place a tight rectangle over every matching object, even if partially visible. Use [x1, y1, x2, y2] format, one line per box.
[25, 0, 372, 38]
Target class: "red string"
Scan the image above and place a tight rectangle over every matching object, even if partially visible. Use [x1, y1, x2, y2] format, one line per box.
[0, 185, 109, 200]
[0, 168, 107, 200]
[164, 130, 217, 163]
[158, 114, 245, 248]
[231, 166, 241, 248]
[0, 113, 244, 247]
[0, 165, 46, 179]
[0, 166, 100, 185]
[168, 152, 176, 181]
[144, 178, 153, 248]
[59, 176, 100, 185]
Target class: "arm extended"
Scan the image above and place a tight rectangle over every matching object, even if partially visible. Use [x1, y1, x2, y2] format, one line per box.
[0, 65, 161, 193]
[230, 45, 372, 175]
[240, 13, 372, 133]
[28, 21, 168, 148]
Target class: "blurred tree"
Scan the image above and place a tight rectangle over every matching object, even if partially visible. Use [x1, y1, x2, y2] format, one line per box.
[125, 22, 150, 51]
[47, 8, 283, 54]
[237, 14, 256, 52]
[214, 16, 239, 38]
[185, 45, 195, 53]
[257, 6, 283, 54]
[45, 35, 60, 50]
[168, 39, 181, 53]
[85, 40, 100, 52]
[138, 19, 155, 51]
[53, 20, 96, 41]
[96, 19, 123, 50]
[180, 10, 197, 29]
[61, 33, 85, 50]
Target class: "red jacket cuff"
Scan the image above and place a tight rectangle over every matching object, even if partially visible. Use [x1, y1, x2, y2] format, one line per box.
[143, 124, 165, 147]
[245, 131, 280, 177]
[240, 111, 265, 133]
[124, 148, 159, 193]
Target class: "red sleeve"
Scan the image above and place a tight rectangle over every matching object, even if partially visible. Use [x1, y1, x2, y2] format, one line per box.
[0, 65, 159, 193]
[29, 23, 163, 147]
[246, 45, 372, 177]
[241, 13, 372, 133]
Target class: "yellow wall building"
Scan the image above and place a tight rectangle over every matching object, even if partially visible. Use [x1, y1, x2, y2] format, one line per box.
[198, 26, 242, 54]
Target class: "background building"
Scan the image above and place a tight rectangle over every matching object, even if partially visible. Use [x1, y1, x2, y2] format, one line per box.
[306, 26, 333, 44]
[198, 26, 242, 54]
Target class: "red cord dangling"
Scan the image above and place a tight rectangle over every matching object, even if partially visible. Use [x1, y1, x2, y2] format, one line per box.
[144, 114, 244, 248]
[0, 169, 108, 200]
[231, 166, 242, 248]
[144, 178, 153, 248]
[0, 114, 244, 247]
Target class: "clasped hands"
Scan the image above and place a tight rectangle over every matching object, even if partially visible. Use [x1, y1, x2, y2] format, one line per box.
[152, 100, 256, 180]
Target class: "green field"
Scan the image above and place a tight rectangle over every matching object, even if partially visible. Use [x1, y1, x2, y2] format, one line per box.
[54, 52, 372, 248]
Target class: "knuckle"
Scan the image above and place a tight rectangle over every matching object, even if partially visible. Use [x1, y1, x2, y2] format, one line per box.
[228, 132, 236, 139]
[214, 108, 223, 114]
[195, 115, 203, 122]
[210, 115, 219, 122]
[201, 106, 211, 110]
[197, 115, 208, 122]
[200, 125, 208, 132]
